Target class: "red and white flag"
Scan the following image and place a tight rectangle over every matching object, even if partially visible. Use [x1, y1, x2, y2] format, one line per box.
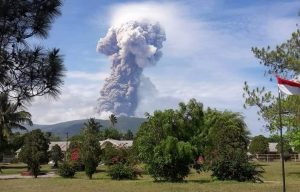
[276, 76, 300, 95]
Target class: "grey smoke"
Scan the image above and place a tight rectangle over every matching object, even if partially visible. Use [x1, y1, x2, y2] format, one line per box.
[96, 20, 166, 116]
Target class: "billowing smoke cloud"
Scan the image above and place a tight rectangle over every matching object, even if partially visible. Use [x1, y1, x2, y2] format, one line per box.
[96, 20, 166, 116]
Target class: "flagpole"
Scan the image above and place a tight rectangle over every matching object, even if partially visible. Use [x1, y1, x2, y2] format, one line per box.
[278, 88, 286, 192]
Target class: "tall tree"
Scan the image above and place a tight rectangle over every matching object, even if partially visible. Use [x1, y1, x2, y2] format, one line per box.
[80, 118, 102, 179]
[205, 110, 263, 182]
[249, 135, 269, 155]
[0, 0, 65, 104]
[243, 29, 300, 132]
[0, 93, 32, 161]
[50, 144, 64, 168]
[109, 114, 117, 128]
[18, 129, 50, 178]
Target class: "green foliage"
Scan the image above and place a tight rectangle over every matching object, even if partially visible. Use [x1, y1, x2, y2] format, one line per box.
[0, 0, 65, 104]
[50, 144, 64, 168]
[18, 129, 50, 178]
[288, 129, 300, 152]
[252, 30, 300, 77]
[249, 135, 269, 154]
[211, 151, 263, 182]
[58, 162, 76, 178]
[205, 110, 263, 182]
[108, 163, 137, 180]
[148, 136, 195, 182]
[124, 129, 134, 140]
[243, 27, 300, 132]
[100, 128, 122, 140]
[267, 134, 282, 142]
[80, 118, 101, 179]
[0, 93, 32, 160]
[6, 132, 25, 153]
[101, 142, 132, 165]
[135, 99, 205, 181]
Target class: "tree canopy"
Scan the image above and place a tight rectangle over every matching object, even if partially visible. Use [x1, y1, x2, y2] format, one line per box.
[0, 0, 65, 104]
[80, 118, 102, 179]
[249, 135, 269, 155]
[135, 99, 205, 181]
[18, 129, 50, 178]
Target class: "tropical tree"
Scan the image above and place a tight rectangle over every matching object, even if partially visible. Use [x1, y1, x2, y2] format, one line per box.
[18, 129, 50, 178]
[80, 118, 102, 179]
[135, 99, 205, 181]
[0, 0, 65, 104]
[0, 93, 32, 161]
[50, 144, 64, 168]
[249, 135, 269, 155]
[109, 114, 117, 128]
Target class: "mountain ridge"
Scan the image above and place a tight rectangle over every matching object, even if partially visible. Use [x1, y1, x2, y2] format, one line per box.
[26, 116, 146, 138]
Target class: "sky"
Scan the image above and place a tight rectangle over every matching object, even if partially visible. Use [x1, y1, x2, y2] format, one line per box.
[28, 0, 300, 136]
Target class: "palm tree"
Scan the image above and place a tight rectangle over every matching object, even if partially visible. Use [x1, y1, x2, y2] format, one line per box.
[0, 93, 32, 160]
[109, 114, 117, 128]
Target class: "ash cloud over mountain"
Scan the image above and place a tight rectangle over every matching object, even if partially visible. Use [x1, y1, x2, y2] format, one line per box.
[96, 20, 166, 116]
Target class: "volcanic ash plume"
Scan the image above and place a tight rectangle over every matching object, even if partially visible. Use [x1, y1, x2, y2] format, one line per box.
[96, 21, 166, 116]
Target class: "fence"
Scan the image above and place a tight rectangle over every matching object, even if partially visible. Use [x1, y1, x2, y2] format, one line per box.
[254, 154, 300, 162]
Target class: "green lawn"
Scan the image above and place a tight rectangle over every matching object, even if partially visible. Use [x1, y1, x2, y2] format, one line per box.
[0, 162, 300, 192]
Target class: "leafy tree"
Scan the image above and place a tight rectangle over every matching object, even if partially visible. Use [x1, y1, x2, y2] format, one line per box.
[267, 134, 282, 142]
[205, 110, 263, 182]
[100, 128, 122, 140]
[249, 135, 269, 154]
[102, 142, 133, 165]
[80, 118, 101, 179]
[0, 93, 32, 161]
[288, 129, 300, 152]
[18, 129, 50, 178]
[7, 132, 25, 153]
[0, 0, 65, 104]
[109, 114, 117, 128]
[135, 99, 205, 181]
[148, 136, 195, 181]
[123, 129, 134, 140]
[67, 134, 84, 170]
[50, 144, 64, 168]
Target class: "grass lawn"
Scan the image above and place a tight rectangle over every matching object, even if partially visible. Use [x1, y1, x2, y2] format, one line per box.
[0, 162, 299, 192]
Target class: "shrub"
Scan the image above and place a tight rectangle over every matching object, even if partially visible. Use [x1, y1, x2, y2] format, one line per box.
[210, 150, 263, 182]
[148, 137, 195, 182]
[58, 162, 76, 178]
[108, 163, 136, 180]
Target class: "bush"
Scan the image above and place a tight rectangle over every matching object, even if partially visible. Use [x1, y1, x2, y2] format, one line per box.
[210, 151, 263, 182]
[108, 163, 136, 180]
[148, 137, 195, 182]
[58, 162, 76, 178]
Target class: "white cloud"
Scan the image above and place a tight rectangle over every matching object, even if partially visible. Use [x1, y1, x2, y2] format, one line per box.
[29, 83, 100, 124]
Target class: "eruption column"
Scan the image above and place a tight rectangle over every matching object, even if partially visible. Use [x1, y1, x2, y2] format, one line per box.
[96, 21, 166, 116]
